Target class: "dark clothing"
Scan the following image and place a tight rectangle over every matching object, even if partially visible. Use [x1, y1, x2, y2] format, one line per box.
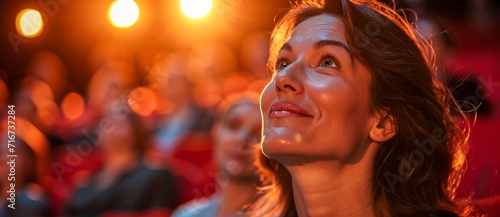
[64, 162, 179, 217]
[0, 186, 52, 217]
[154, 104, 214, 153]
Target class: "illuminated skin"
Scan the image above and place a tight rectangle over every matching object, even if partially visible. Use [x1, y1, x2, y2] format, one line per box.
[261, 13, 375, 164]
[260, 14, 395, 217]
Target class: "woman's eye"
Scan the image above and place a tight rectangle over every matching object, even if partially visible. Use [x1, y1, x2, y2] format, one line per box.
[275, 58, 290, 71]
[317, 53, 340, 69]
[320, 58, 337, 68]
[226, 119, 241, 130]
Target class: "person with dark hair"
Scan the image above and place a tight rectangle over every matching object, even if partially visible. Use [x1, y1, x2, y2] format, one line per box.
[250, 0, 479, 216]
[173, 92, 262, 217]
[64, 105, 180, 216]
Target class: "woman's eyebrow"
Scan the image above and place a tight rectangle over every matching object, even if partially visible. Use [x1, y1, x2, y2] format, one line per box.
[277, 40, 351, 57]
[313, 39, 351, 54]
[279, 42, 293, 52]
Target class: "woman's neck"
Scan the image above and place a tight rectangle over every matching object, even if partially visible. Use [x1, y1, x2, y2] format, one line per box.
[216, 179, 257, 217]
[286, 144, 379, 217]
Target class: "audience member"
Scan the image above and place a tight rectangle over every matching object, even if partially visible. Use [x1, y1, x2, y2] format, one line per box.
[173, 91, 261, 217]
[63, 105, 180, 216]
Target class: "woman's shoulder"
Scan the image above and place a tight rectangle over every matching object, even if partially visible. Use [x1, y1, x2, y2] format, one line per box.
[172, 196, 221, 217]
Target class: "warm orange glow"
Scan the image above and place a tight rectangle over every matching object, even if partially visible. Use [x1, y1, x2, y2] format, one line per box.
[180, 0, 212, 19]
[247, 79, 269, 93]
[109, 0, 140, 28]
[154, 97, 175, 115]
[128, 87, 158, 116]
[29, 79, 54, 103]
[221, 75, 251, 97]
[61, 92, 85, 121]
[194, 80, 221, 108]
[36, 99, 59, 128]
[16, 9, 43, 38]
[17, 118, 50, 176]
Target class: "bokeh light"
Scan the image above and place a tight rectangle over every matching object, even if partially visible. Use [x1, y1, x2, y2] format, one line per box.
[36, 99, 60, 129]
[128, 87, 158, 117]
[180, 0, 212, 19]
[109, 0, 140, 28]
[194, 80, 221, 108]
[28, 78, 54, 104]
[16, 118, 50, 176]
[16, 9, 43, 38]
[221, 74, 251, 97]
[61, 92, 85, 121]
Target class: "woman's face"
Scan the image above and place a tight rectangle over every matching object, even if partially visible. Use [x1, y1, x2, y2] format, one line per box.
[214, 102, 261, 179]
[260, 14, 376, 164]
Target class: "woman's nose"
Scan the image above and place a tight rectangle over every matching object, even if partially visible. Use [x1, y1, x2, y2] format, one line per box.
[273, 63, 304, 95]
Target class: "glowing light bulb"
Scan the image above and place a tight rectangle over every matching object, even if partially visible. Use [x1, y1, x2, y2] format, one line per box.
[180, 0, 212, 19]
[109, 0, 140, 28]
[16, 9, 43, 38]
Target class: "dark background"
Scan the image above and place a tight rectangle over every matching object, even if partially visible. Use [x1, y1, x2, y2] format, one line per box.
[0, 0, 290, 94]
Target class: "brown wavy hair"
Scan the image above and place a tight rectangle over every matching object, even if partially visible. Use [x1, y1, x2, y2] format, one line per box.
[250, 0, 480, 216]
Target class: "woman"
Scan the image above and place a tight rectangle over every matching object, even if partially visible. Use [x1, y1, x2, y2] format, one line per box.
[251, 0, 478, 216]
[173, 92, 262, 217]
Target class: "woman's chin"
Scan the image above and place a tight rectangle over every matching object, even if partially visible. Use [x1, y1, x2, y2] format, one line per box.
[261, 136, 309, 164]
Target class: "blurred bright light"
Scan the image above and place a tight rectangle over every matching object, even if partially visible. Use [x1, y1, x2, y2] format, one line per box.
[128, 87, 158, 117]
[61, 92, 85, 121]
[180, 0, 212, 19]
[36, 99, 59, 128]
[16, 9, 43, 38]
[194, 80, 221, 108]
[109, 0, 140, 28]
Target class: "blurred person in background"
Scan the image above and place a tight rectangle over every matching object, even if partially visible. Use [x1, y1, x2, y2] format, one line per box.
[63, 103, 180, 216]
[10, 76, 61, 140]
[0, 138, 52, 217]
[147, 51, 217, 204]
[149, 51, 214, 154]
[188, 42, 240, 110]
[4, 75, 64, 214]
[173, 91, 261, 217]
[48, 59, 141, 214]
[86, 61, 139, 117]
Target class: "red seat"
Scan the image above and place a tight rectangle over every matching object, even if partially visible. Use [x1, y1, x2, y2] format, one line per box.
[476, 196, 500, 217]
[166, 132, 217, 204]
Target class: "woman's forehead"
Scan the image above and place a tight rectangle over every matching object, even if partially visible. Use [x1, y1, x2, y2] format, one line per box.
[271, 13, 348, 57]
[288, 14, 347, 46]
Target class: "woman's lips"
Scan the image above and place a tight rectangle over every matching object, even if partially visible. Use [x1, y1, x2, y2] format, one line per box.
[269, 101, 312, 119]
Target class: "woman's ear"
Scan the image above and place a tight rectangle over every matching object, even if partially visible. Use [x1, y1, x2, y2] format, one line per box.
[369, 110, 396, 142]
